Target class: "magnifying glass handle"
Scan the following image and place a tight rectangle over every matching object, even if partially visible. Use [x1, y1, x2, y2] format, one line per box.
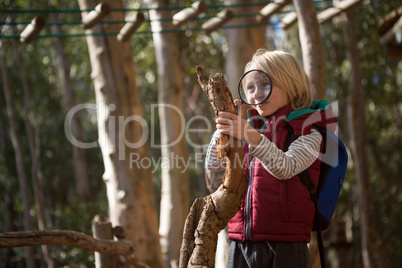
[237, 100, 243, 116]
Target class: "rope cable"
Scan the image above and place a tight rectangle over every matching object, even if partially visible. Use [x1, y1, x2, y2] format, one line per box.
[1, 2, 269, 14]
[1, 0, 329, 14]
[0, 20, 278, 39]
[0, 1, 331, 39]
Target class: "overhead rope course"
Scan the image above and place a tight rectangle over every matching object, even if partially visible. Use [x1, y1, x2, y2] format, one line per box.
[0, 0, 334, 43]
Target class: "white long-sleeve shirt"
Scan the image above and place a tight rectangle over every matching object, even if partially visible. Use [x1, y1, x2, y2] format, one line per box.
[205, 129, 322, 180]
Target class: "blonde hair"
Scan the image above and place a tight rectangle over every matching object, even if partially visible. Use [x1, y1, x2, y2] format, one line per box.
[245, 48, 312, 110]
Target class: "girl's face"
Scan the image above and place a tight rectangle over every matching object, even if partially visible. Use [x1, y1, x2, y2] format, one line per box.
[253, 85, 288, 117]
[245, 64, 289, 117]
[243, 70, 272, 105]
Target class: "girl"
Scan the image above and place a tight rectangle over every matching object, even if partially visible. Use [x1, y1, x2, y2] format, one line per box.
[205, 48, 336, 267]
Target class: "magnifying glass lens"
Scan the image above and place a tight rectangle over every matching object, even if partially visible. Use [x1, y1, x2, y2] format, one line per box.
[238, 70, 272, 105]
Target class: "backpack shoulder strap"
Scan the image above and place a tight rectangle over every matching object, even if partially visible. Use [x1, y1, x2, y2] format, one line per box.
[284, 125, 318, 203]
[284, 124, 326, 268]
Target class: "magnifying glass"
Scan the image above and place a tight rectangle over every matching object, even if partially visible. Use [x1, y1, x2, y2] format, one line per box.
[237, 69, 272, 107]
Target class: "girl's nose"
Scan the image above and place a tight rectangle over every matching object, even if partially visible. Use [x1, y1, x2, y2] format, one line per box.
[253, 90, 264, 102]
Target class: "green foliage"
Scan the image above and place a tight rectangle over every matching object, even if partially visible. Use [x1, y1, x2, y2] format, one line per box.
[0, 0, 105, 266]
[1, 0, 401, 266]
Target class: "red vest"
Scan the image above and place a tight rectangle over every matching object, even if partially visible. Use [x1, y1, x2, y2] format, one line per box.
[228, 104, 336, 243]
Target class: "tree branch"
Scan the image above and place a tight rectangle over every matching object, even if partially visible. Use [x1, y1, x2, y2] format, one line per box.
[179, 66, 246, 267]
[0, 230, 133, 254]
[0, 230, 150, 267]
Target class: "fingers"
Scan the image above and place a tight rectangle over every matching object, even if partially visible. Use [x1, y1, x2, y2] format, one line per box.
[215, 116, 234, 131]
[218, 111, 237, 119]
[215, 111, 242, 139]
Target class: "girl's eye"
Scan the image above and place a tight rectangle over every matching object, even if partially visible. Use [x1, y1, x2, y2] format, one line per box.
[247, 85, 255, 92]
[263, 83, 271, 89]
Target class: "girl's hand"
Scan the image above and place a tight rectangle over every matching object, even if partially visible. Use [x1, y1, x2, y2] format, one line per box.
[216, 110, 262, 147]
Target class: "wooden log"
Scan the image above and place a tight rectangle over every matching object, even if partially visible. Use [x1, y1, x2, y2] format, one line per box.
[20, 16, 46, 43]
[380, 16, 402, 46]
[117, 12, 145, 42]
[384, 45, 402, 58]
[179, 66, 246, 267]
[82, 3, 111, 29]
[0, 230, 134, 255]
[256, 0, 291, 23]
[172, 1, 208, 27]
[202, 9, 234, 34]
[280, 11, 297, 30]
[378, 7, 402, 35]
[92, 215, 117, 267]
[317, 0, 362, 24]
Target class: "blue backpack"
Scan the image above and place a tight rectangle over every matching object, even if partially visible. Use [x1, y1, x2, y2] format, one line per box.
[285, 126, 348, 268]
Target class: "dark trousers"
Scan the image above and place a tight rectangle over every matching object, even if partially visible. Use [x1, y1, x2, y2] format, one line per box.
[227, 240, 309, 268]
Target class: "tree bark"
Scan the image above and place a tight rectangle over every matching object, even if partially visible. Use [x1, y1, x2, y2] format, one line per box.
[51, 13, 91, 202]
[293, 0, 327, 99]
[345, 9, 394, 268]
[179, 66, 246, 268]
[0, 45, 35, 268]
[76, 0, 163, 266]
[149, 1, 190, 267]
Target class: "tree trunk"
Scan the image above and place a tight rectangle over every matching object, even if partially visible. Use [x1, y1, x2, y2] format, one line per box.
[345, 9, 394, 268]
[51, 13, 91, 202]
[329, 218, 353, 268]
[149, 1, 190, 267]
[224, 0, 267, 99]
[292, 1, 326, 266]
[293, 0, 326, 99]
[76, 0, 163, 266]
[0, 45, 35, 268]
[12, 41, 54, 267]
[0, 112, 14, 267]
[179, 67, 246, 268]
[2, 192, 15, 267]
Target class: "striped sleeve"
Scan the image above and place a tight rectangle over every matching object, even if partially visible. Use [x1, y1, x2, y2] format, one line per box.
[249, 129, 322, 180]
[205, 130, 227, 172]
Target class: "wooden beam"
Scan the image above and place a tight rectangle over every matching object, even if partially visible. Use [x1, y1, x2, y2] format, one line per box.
[380, 16, 402, 46]
[172, 1, 208, 27]
[378, 7, 402, 36]
[82, 3, 111, 29]
[117, 12, 145, 42]
[202, 9, 234, 34]
[256, 0, 292, 23]
[385, 45, 402, 58]
[92, 216, 117, 267]
[280, 11, 297, 30]
[317, 0, 362, 24]
[20, 16, 46, 43]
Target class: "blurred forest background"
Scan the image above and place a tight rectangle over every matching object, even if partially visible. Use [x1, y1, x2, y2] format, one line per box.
[0, 0, 401, 267]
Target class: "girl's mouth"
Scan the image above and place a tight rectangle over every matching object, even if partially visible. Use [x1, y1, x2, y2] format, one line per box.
[257, 101, 269, 108]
